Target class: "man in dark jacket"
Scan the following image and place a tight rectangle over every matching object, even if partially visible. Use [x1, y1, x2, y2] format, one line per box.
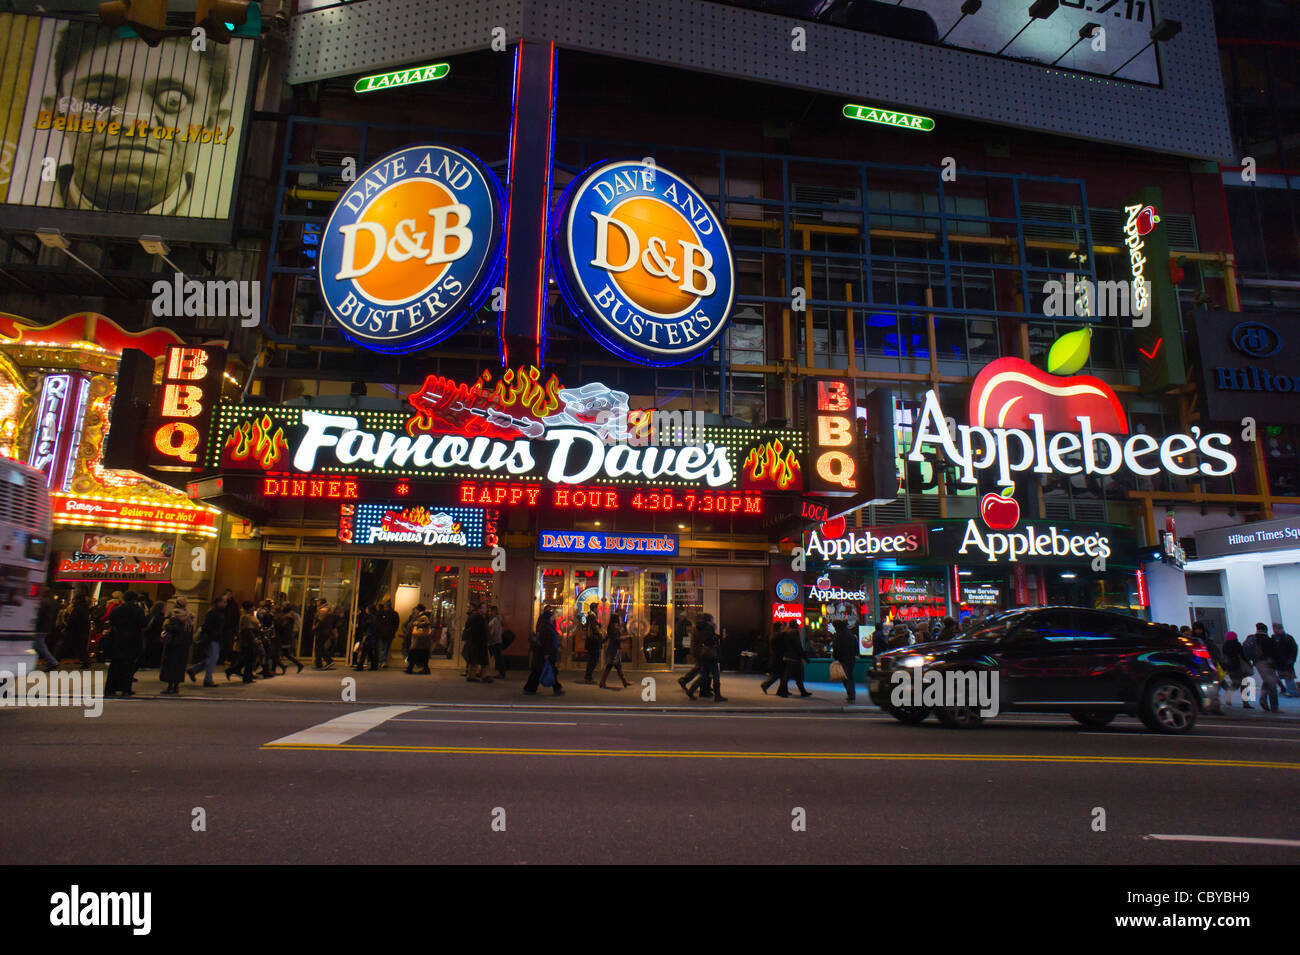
[465, 600, 492, 682]
[34, 589, 60, 670]
[1253, 623, 1280, 713]
[761, 623, 788, 694]
[1272, 622, 1298, 697]
[523, 606, 564, 695]
[372, 600, 400, 670]
[66, 591, 93, 669]
[104, 591, 146, 696]
[581, 603, 602, 684]
[187, 594, 228, 686]
[778, 626, 812, 698]
[831, 618, 858, 703]
[685, 614, 726, 702]
[313, 600, 338, 669]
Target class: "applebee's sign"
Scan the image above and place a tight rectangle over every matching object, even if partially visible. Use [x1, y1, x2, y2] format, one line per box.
[960, 522, 1113, 564]
[906, 358, 1237, 484]
[805, 522, 927, 560]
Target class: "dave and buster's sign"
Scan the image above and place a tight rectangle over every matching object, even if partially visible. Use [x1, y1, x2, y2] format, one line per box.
[554, 161, 735, 366]
[318, 145, 505, 353]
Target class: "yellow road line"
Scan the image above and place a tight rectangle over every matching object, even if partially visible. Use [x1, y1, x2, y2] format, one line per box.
[261, 743, 1300, 770]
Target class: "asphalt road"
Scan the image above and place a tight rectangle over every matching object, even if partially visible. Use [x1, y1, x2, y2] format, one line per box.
[4, 700, 1298, 865]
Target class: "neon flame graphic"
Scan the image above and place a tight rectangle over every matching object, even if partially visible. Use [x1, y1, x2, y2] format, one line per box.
[226, 414, 289, 470]
[742, 440, 801, 491]
[406, 365, 563, 439]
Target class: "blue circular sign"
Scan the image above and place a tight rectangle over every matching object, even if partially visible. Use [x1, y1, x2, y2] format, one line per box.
[1231, 321, 1281, 358]
[776, 578, 799, 602]
[318, 144, 505, 354]
[553, 160, 735, 366]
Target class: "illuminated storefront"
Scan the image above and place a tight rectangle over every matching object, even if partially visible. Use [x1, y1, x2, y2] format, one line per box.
[0, 314, 225, 603]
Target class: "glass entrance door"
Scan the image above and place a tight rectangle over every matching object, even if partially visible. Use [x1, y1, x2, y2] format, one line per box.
[533, 564, 676, 670]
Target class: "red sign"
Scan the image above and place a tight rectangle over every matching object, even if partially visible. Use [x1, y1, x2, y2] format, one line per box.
[1136, 569, 1149, 608]
[806, 378, 862, 495]
[147, 345, 227, 471]
[772, 603, 803, 624]
[969, 357, 1128, 434]
[55, 552, 172, 582]
[263, 476, 360, 500]
[52, 497, 219, 533]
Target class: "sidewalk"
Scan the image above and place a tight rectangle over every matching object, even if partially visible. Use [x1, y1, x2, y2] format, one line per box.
[71, 661, 1300, 720]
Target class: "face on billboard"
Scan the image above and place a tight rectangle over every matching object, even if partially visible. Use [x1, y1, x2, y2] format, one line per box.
[49, 34, 228, 214]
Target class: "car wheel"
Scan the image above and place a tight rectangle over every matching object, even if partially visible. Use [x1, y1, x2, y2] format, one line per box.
[1140, 678, 1198, 734]
[885, 704, 931, 724]
[1070, 710, 1117, 728]
[935, 706, 984, 729]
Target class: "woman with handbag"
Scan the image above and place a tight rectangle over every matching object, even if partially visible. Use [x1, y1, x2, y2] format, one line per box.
[524, 606, 564, 695]
[406, 611, 433, 674]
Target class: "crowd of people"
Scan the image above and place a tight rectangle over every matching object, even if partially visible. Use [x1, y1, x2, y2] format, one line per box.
[1184, 620, 1298, 714]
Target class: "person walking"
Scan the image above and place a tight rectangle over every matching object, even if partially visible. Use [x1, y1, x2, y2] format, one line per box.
[1193, 621, 1225, 713]
[187, 594, 227, 686]
[523, 606, 564, 696]
[274, 600, 305, 673]
[64, 591, 93, 669]
[142, 600, 166, 670]
[405, 610, 433, 674]
[226, 602, 260, 683]
[374, 599, 400, 670]
[353, 603, 380, 672]
[831, 618, 858, 703]
[159, 597, 194, 694]
[778, 625, 812, 698]
[1272, 622, 1298, 697]
[760, 622, 788, 694]
[33, 589, 60, 670]
[486, 604, 506, 678]
[465, 600, 493, 682]
[1221, 631, 1250, 707]
[1253, 623, 1281, 713]
[313, 599, 338, 669]
[683, 613, 725, 701]
[599, 613, 632, 689]
[581, 602, 602, 684]
[104, 590, 145, 696]
[678, 613, 709, 698]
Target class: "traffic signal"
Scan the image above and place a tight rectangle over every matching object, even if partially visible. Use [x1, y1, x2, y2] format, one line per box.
[196, 0, 252, 43]
[97, 0, 168, 46]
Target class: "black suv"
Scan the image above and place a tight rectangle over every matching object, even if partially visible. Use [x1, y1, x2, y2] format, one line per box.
[867, 607, 1218, 734]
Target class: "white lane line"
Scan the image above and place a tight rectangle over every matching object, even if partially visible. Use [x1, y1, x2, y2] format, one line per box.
[1148, 834, 1300, 848]
[267, 705, 424, 746]
[389, 718, 579, 726]
[1082, 732, 1300, 743]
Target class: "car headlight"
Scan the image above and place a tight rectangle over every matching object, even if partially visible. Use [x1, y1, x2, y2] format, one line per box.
[899, 654, 934, 668]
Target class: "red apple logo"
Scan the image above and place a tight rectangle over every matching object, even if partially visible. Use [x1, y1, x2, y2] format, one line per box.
[968, 357, 1128, 434]
[821, 516, 846, 539]
[980, 488, 1020, 530]
[816, 576, 831, 590]
[1135, 205, 1159, 236]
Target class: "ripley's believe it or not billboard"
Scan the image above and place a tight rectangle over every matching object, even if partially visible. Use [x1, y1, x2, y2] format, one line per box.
[0, 14, 257, 241]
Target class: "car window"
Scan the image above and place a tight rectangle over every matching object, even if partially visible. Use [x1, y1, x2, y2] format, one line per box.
[1069, 610, 1129, 644]
[1013, 610, 1078, 642]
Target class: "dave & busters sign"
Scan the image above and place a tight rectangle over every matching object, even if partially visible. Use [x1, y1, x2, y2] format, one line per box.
[554, 160, 735, 366]
[318, 144, 505, 353]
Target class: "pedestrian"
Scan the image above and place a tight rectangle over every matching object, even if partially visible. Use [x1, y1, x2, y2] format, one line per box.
[831, 618, 857, 703]
[938, 616, 957, 641]
[581, 602, 602, 684]
[523, 605, 564, 695]
[159, 597, 194, 694]
[678, 613, 708, 698]
[1221, 631, 1250, 708]
[142, 600, 166, 669]
[1193, 621, 1225, 713]
[398, 604, 423, 665]
[219, 588, 238, 665]
[405, 610, 433, 674]
[684, 613, 725, 701]
[226, 601, 260, 683]
[465, 600, 493, 682]
[374, 599, 399, 670]
[778, 624, 811, 698]
[599, 612, 632, 689]
[33, 588, 60, 670]
[1272, 622, 1298, 697]
[760, 622, 788, 694]
[1253, 622, 1281, 713]
[354, 603, 379, 672]
[313, 599, 337, 669]
[104, 590, 145, 696]
[274, 600, 305, 673]
[486, 604, 506, 678]
[187, 593, 227, 686]
[67, 590, 93, 669]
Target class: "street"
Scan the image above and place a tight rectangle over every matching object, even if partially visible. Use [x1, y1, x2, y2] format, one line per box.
[4, 683, 1298, 865]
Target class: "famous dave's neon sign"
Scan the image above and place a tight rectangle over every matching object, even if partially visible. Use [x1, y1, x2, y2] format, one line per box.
[554, 160, 735, 366]
[211, 365, 804, 491]
[906, 357, 1238, 484]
